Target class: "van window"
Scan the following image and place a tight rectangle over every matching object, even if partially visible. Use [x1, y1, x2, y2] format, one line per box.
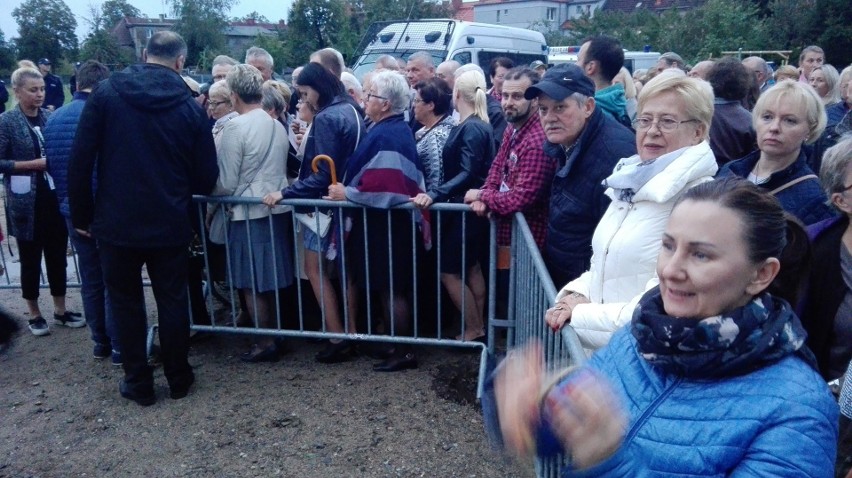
[452, 51, 472, 65]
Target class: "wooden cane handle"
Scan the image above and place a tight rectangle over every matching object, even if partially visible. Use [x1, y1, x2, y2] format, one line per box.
[311, 154, 337, 184]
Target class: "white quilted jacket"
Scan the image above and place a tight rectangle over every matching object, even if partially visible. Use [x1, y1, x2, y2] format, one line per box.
[555, 141, 718, 350]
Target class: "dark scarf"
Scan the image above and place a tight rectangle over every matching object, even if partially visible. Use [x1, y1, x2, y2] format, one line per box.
[632, 288, 816, 378]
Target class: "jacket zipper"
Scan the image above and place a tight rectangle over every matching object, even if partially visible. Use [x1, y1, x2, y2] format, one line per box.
[596, 201, 634, 302]
[623, 376, 682, 445]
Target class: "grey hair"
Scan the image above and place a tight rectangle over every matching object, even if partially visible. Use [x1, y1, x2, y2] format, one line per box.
[341, 72, 363, 98]
[408, 51, 434, 70]
[819, 135, 852, 210]
[11, 66, 42, 88]
[208, 79, 231, 100]
[455, 63, 484, 78]
[245, 46, 274, 68]
[375, 55, 399, 71]
[212, 55, 238, 67]
[261, 83, 287, 117]
[372, 70, 409, 114]
[227, 64, 264, 104]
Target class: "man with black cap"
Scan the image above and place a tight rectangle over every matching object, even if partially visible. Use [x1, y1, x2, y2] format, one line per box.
[524, 63, 636, 287]
[38, 58, 65, 111]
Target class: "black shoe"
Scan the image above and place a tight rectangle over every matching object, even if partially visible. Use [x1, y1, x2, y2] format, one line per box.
[373, 352, 418, 372]
[169, 372, 195, 400]
[359, 343, 395, 360]
[240, 344, 279, 363]
[119, 379, 156, 406]
[315, 341, 354, 364]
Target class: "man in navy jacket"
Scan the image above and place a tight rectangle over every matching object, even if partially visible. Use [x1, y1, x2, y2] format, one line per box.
[68, 31, 218, 406]
[38, 58, 65, 111]
[525, 64, 636, 288]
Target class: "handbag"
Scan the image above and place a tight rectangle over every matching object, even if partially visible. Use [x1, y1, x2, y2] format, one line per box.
[294, 106, 362, 238]
[207, 119, 279, 244]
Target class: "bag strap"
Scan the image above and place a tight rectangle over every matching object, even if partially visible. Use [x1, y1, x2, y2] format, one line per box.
[769, 174, 819, 196]
[350, 104, 361, 149]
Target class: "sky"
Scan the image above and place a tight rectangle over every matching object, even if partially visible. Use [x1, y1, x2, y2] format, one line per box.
[1, 0, 293, 43]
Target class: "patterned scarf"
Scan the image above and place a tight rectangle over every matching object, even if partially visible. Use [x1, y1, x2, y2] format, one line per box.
[632, 288, 816, 378]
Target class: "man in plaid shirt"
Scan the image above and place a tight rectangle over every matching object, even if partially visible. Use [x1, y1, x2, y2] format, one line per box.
[464, 67, 555, 264]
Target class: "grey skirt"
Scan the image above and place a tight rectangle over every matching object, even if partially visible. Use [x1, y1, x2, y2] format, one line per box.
[227, 213, 294, 293]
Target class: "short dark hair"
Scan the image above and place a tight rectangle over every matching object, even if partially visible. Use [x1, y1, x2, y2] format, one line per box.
[583, 35, 624, 82]
[414, 77, 452, 116]
[489, 57, 515, 77]
[503, 66, 540, 85]
[76, 60, 110, 91]
[706, 57, 751, 101]
[146, 31, 187, 60]
[296, 62, 345, 109]
[674, 177, 810, 305]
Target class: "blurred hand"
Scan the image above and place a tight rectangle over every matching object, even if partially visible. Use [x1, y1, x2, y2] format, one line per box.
[544, 293, 590, 331]
[495, 341, 544, 458]
[542, 370, 626, 469]
[463, 189, 481, 204]
[75, 228, 92, 238]
[323, 183, 346, 201]
[410, 193, 433, 209]
[29, 158, 47, 171]
[470, 200, 488, 217]
[262, 191, 283, 207]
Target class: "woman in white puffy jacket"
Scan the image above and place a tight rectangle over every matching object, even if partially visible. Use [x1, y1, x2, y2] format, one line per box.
[545, 73, 720, 350]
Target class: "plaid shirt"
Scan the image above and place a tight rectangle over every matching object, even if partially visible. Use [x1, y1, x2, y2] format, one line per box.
[480, 112, 554, 248]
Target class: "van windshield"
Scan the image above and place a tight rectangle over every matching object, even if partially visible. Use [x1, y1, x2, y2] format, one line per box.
[352, 52, 445, 80]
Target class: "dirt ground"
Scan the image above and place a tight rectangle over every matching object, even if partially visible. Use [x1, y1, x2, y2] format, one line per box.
[0, 283, 534, 478]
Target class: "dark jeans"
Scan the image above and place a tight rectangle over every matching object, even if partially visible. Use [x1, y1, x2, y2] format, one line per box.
[66, 218, 119, 352]
[99, 242, 192, 394]
[18, 196, 68, 301]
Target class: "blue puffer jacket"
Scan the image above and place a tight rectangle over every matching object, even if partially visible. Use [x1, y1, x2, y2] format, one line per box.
[44, 91, 89, 217]
[719, 149, 835, 226]
[544, 106, 636, 287]
[549, 327, 838, 477]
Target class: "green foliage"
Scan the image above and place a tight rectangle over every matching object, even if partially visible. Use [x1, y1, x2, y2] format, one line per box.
[250, 33, 289, 70]
[810, 0, 852, 67]
[12, 0, 78, 63]
[233, 12, 271, 23]
[171, 0, 237, 66]
[101, 0, 142, 29]
[80, 29, 132, 67]
[0, 30, 16, 73]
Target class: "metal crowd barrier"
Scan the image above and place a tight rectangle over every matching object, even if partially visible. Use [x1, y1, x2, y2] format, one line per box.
[498, 213, 587, 478]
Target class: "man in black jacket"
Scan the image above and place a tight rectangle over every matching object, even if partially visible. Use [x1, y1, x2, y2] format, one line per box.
[38, 58, 65, 111]
[68, 31, 219, 406]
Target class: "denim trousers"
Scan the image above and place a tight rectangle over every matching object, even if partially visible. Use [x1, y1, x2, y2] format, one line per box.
[66, 218, 119, 352]
[99, 242, 192, 394]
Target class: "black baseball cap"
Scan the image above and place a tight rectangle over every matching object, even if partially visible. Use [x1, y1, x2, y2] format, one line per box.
[524, 63, 595, 100]
[37, 58, 51, 65]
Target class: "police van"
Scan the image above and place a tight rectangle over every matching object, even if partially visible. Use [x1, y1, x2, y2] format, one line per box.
[351, 20, 548, 81]
[549, 46, 661, 73]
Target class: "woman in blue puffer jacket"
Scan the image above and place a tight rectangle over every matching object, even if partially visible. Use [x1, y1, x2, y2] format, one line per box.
[494, 178, 837, 477]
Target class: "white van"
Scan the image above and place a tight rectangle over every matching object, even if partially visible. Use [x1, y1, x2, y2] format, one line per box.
[351, 19, 548, 82]
[548, 46, 661, 74]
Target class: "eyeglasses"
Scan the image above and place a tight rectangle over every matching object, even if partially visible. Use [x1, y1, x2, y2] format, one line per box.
[841, 183, 852, 193]
[632, 117, 699, 132]
[207, 100, 229, 109]
[367, 93, 388, 102]
[412, 97, 425, 104]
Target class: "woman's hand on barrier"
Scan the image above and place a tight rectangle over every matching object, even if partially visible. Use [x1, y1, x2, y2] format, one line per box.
[323, 183, 346, 201]
[262, 191, 283, 207]
[411, 193, 433, 209]
[495, 341, 544, 458]
[545, 293, 590, 331]
[542, 370, 626, 470]
[470, 200, 489, 217]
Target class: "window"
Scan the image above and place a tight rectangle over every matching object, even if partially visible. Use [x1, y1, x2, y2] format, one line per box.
[496, 10, 500, 22]
[547, 7, 557, 20]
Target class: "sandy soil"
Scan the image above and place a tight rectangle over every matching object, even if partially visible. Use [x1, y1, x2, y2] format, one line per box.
[0, 285, 534, 478]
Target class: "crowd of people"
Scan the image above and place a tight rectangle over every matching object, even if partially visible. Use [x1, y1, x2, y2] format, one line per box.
[2, 29, 852, 474]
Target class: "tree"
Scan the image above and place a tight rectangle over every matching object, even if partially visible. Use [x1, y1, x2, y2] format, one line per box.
[0, 29, 16, 73]
[283, 0, 351, 65]
[233, 11, 271, 23]
[101, 0, 142, 29]
[12, 0, 78, 63]
[171, 0, 236, 67]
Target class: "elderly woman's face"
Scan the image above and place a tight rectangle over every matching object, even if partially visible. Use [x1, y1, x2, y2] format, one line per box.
[635, 91, 703, 161]
[657, 200, 764, 319]
[808, 69, 829, 97]
[364, 86, 389, 123]
[755, 97, 810, 160]
[207, 93, 232, 120]
[412, 91, 432, 124]
[15, 77, 45, 110]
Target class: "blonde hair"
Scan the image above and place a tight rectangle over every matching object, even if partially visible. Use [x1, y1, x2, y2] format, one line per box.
[638, 73, 714, 139]
[264, 80, 292, 106]
[774, 65, 798, 82]
[753, 80, 826, 144]
[17, 60, 37, 70]
[811, 64, 841, 105]
[613, 66, 637, 100]
[454, 70, 489, 123]
[11, 66, 42, 89]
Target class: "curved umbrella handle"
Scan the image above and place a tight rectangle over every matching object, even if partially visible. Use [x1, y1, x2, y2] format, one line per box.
[311, 154, 337, 184]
